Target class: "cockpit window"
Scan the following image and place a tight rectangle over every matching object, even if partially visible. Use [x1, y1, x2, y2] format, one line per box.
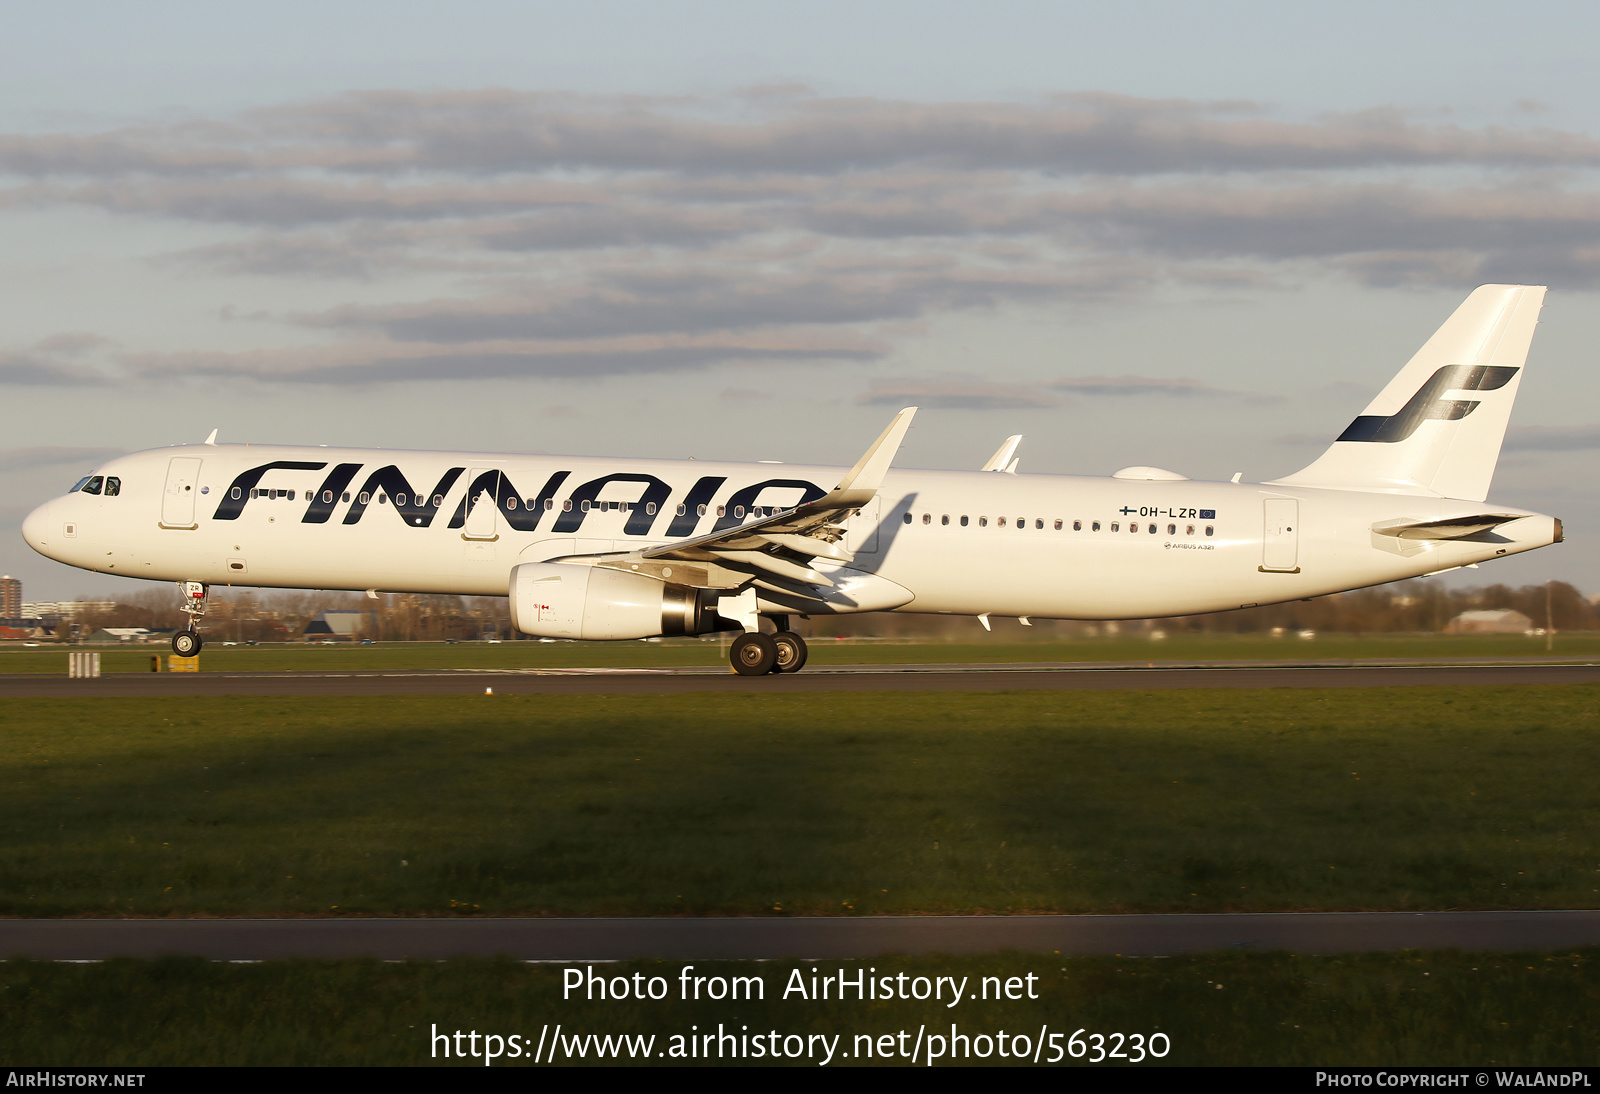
[103, 477, 121, 497]
[69, 476, 92, 493]
[81, 476, 103, 495]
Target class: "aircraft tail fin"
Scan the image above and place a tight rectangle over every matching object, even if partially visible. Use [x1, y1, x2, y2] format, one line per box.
[1267, 285, 1546, 502]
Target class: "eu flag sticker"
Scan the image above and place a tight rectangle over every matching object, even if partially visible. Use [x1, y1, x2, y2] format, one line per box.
[1199, 509, 1216, 519]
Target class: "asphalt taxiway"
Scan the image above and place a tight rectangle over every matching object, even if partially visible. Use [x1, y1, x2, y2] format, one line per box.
[5, 911, 1599, 961]
[1, 659, 1597, 697]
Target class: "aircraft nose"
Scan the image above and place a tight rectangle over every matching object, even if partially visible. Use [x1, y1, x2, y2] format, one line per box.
[21, 498, 61, 559]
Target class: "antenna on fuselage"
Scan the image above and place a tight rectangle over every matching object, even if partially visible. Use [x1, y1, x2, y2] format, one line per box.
[203, 429, 219, 445]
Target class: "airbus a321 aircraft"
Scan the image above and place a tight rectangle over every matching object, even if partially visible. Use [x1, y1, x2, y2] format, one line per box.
[21, 284, 1561, 675]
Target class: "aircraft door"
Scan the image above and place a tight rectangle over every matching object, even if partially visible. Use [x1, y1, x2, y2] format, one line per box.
[844, 496, 883, 554]
[160, 457, 203, 529]
[464, 468, 500, 540]
[1261, 498, 1300, 572]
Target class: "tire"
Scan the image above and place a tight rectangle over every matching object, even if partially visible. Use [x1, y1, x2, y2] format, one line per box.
[730, 632, 778, 676]
[771, 631, 808, 673]
[171, 631, 201, 657]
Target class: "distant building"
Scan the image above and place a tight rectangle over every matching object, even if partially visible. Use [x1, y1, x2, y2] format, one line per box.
[303, 610, 374, 642]
[0, 575, 19, 619]
[1445, 609, 1534, 635]
[86, 627, 157, 644]
[21, 600, 115, 619]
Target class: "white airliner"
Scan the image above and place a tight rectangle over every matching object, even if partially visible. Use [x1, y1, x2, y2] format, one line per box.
[21, 284, 1561, 675]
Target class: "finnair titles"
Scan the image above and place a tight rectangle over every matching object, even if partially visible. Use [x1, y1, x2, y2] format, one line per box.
[23, 285, 1562, 675]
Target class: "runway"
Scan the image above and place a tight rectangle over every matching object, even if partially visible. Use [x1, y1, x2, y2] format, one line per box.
[2, 659, 1598, 696]
[5, 911, 1600, 961]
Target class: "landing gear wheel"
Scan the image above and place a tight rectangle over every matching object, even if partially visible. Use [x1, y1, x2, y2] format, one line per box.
[771, 631, 808, 673]
[171, 631, 202, 657]
[730, 632, 778, 676]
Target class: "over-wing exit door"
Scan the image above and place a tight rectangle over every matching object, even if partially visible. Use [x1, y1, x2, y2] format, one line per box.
[464, 469, 500, 540]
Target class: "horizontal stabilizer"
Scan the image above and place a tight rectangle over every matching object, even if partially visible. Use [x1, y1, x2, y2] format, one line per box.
[1372, 514, 1525, 540]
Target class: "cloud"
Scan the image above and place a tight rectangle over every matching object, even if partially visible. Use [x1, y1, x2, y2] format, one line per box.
[0, 446, 125, 471]
[123, 334, 886, 384]
[859, 374, 1061, 410]
[1050, 375, 1232, 397]
[0, 351, 103, 385]
[1504, 425, 1600, 451]
[11, 89, 1600, 392]
[11, 90, 1600, 182]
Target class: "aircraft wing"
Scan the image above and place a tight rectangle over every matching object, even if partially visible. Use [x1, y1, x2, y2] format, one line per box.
[633, 407, 917, 593]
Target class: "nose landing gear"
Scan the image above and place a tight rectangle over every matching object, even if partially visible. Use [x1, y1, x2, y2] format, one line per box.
[171, 580, 208, 657]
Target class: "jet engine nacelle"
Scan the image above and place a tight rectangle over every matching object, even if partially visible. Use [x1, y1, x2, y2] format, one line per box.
[508, 562, 718, 640]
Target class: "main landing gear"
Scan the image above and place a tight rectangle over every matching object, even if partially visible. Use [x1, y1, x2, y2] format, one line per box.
[171, 580, 208, 657]
[728, 615, 809, 676]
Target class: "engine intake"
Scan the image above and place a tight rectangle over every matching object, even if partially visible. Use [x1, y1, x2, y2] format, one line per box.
[508, 562, 718, 640]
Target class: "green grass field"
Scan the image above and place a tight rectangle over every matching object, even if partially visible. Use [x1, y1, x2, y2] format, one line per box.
[3, 687, 1597, 916]
[3, 951, 1594, 1066]
[2, 631, 1598, 673]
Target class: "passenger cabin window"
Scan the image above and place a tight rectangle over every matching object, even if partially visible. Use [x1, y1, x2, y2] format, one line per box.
[1073, 520, 1082, 531]
[696, 504, 707, 516]
[232, 487, 243, 500]
[960, 515, 969, 526]
[1036, 519, 1044, 529]
[1186, 524, 1195, 535]
[922, 513, 931, 525]
[1205, 525, 1214, 536]
[1167, 523, 1176, 535]
[941, 515, 949, 525]
[342, 492, 351, 503]
[1129, 522, 1137, 533]
[646, 502, 657, 515]
[82, 476, 103, 495]
[1110, 522, 1119, 532]
[904, 512, 912, 524]
[716, 506, 726, 517]
[433, 494, 444, 507]
[359, 492, 370, 505]
[1053, 519, 1062, 530]
[103, 477, 120, 497]
[1092, 521, 1101, 531]
[998, 517, 1007, 527]
[979, 517, 988, 527]
[1148, 523, 1157, 534]
[561, 499, 572, 512]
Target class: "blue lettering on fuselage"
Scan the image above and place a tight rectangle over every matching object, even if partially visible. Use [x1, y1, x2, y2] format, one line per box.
[214, 460, 827, 538]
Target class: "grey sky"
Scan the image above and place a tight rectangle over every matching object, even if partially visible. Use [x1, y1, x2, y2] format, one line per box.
[3, 1, 1598, 600]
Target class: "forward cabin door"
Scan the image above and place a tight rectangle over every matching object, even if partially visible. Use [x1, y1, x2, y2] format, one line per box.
[1261, 498, 1300, 573]
[464, 469, 500, 540]
[160, 457, 203, 529]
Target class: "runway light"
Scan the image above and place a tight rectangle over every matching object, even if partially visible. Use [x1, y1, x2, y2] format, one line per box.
[484, 687, 493, 695]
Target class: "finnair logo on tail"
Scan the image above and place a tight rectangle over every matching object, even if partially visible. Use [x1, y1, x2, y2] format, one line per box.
[1338, 365, 1519, 444]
